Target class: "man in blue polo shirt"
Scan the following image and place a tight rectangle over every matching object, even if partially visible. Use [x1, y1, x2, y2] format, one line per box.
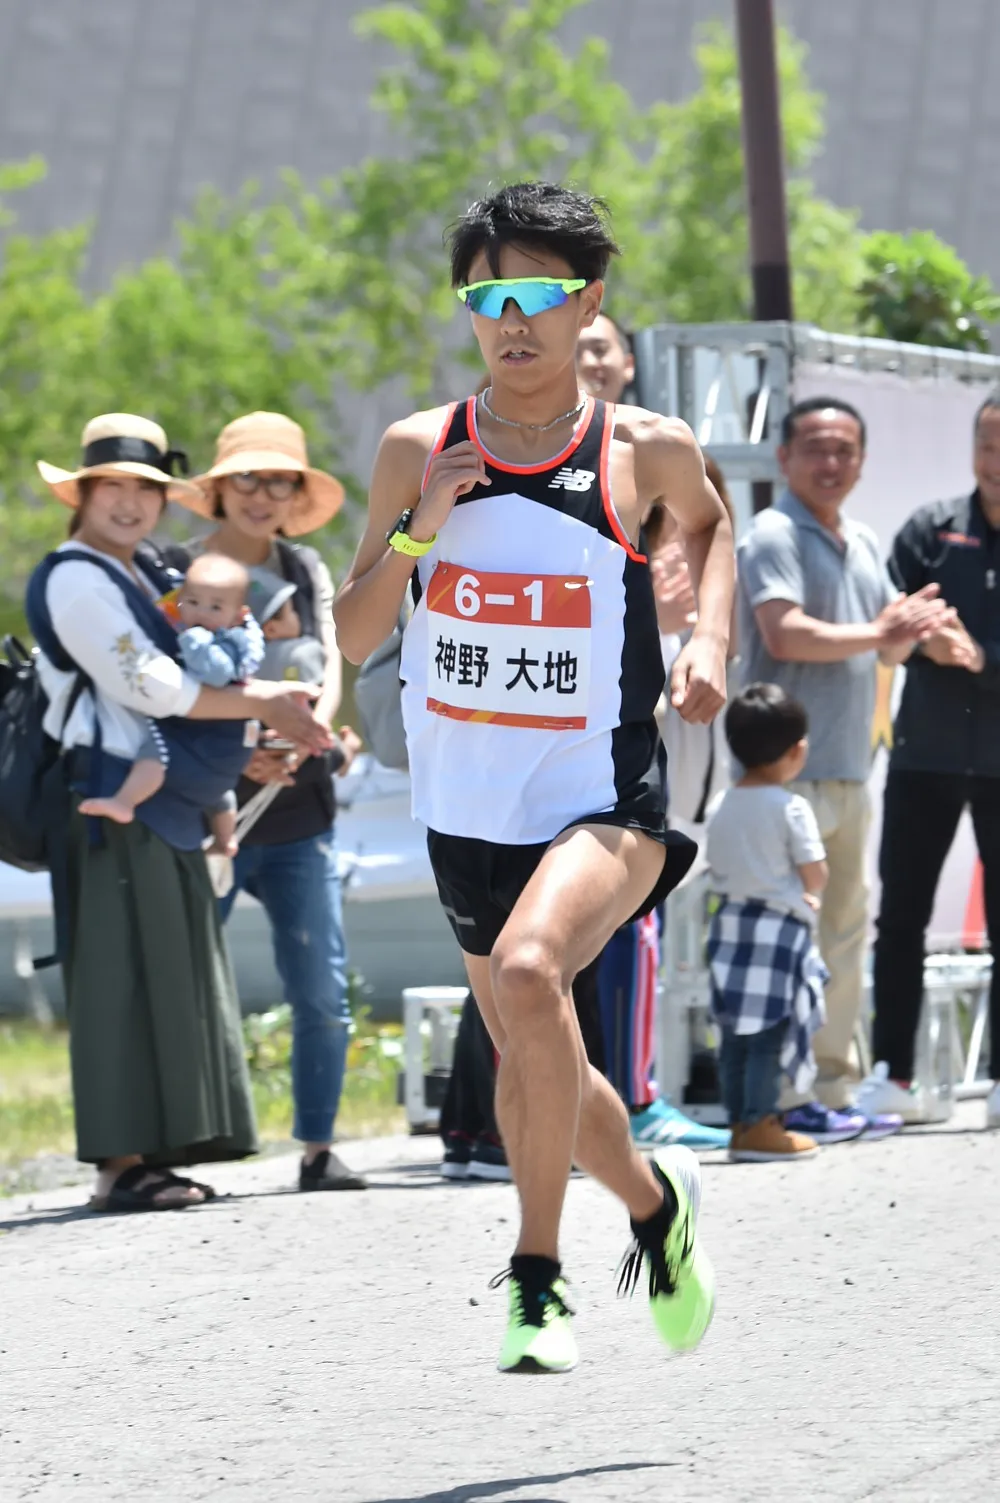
[737, 396, 952, 1135]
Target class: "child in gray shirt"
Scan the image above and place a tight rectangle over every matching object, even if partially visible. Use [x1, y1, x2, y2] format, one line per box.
[706, 683, 829, 1164]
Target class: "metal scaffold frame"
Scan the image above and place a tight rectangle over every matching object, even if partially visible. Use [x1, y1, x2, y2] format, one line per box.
[633, 320, 1000, 484]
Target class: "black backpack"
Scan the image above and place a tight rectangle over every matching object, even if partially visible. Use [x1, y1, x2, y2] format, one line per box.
[0, 635, 84, 872]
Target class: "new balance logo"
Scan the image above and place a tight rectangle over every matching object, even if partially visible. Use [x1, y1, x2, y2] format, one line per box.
[548, 467, 596, 492]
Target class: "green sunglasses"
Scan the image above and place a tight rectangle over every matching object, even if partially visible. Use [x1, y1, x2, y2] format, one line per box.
[456, 276, 588, 319]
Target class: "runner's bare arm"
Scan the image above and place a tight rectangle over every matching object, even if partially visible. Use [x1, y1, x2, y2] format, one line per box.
[334, 411, 492, 665]
[333, 414, 429, 664]
[634, 414, 734, 723]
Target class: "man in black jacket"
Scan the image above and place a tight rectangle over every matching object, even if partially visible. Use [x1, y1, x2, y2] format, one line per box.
[858, 392, 1000, 1129]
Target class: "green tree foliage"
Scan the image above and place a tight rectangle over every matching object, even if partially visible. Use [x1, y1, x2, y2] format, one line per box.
[0, 160, 99, 623]
[857, 230, 1000, 352]
[335, 2, 863, 352]
[0, 174, 360, 632]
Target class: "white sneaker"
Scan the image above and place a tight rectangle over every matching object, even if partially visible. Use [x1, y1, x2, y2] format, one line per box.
[854, 1062, 924, 1125]
[986, 1083, 1000, 1130]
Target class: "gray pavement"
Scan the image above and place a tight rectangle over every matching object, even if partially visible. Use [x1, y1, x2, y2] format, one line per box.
[2, 1106, 999, 1503]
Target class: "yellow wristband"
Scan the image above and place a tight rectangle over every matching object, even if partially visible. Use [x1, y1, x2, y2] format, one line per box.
[387, 529, 437, 557]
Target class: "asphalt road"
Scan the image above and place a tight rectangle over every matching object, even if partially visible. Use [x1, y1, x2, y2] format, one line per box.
[2, 1105, 999, 1503]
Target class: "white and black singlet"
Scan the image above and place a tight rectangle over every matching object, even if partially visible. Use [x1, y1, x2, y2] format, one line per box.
[399, 395, 696, 954]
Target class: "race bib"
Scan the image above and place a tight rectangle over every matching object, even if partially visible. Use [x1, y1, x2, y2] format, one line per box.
[425, 562, 591, 731]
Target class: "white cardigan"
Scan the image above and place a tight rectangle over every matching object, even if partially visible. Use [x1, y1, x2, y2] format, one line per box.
[36, 542, 201, 759]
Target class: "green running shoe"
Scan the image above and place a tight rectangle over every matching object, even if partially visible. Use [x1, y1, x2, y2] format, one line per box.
[491, 1268, 578, 1373]
[618, 1144, 715, 1353]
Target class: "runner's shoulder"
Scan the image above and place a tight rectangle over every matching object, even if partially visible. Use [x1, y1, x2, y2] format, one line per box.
[380, 405, 455, 461]
[611, 405, 699, 458]
[372, 402, 454, 489]
[611, 408, 701, 498]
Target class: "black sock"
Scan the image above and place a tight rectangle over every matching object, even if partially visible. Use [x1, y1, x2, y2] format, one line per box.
[510, 1253, 561, 1288]
[630, 1166, 679, 1239]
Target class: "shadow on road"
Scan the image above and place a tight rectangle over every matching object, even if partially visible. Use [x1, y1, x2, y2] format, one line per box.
[0, 1202, 97, 1232]
[363, 1460, 675, 1503]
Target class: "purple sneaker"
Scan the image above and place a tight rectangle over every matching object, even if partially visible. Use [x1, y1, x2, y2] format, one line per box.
[783, 1102, 867, 1144]
[858, 1112, 904, 1141]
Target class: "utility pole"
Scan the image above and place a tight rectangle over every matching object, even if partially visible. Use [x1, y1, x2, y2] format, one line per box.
[735, 0, 792, 508]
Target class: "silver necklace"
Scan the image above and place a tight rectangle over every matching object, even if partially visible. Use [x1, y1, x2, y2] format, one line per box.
[480, 386, 586, 433]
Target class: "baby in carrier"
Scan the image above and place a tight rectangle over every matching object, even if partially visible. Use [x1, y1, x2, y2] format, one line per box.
[79, 553, 264, 855]
[247, 569, 325, 687]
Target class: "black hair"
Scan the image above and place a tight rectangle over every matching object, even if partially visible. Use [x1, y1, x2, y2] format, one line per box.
[781, 396, 867, 451]
[974, 388, 1000, 434]
[68, 477, 92, 535]
[724, 682, 808, 770]
[448, 182, 620, 288]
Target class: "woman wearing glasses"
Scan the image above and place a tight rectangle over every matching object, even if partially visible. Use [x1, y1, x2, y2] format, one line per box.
[171, 412, 367, 1192]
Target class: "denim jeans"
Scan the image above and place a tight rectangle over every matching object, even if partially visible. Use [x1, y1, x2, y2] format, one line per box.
[220, 831, 349, 1143]
[719, 1021, 786, 1126]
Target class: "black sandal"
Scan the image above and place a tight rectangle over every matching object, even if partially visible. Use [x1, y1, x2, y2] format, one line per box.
[160, 1171, 218, 1202]
[89, 1164, 206, 1214]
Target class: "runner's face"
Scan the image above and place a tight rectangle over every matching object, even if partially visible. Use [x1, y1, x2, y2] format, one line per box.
[215, 472, 298, 540]
[465, 244, 603, 389]
[576, 314, 634, 402]
[76, 475, 165, 554]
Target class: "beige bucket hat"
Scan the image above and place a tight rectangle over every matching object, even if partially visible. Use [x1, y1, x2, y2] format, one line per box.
[188, 412, 345, 537]
[37, 413, 202, 509]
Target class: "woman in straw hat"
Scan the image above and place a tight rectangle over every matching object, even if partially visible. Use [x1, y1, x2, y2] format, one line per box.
[170, 411, 366, 1192]
[29, 413, 334, 1212]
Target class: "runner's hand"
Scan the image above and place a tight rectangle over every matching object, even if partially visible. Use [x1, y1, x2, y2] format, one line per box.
[412, 440, 490, 539]
[670, 632, 727, 724]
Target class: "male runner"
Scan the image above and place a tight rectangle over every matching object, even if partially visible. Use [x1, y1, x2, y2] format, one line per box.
[334, 182, 734, 1374]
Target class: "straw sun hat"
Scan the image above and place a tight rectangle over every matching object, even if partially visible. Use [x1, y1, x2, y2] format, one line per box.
[36, 414, 202, 509]
[188, 412, 345, 537]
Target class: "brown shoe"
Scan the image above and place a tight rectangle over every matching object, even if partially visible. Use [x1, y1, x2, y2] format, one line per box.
[730, 1115, 818, 1162]
[728, 1123, 744, 1154]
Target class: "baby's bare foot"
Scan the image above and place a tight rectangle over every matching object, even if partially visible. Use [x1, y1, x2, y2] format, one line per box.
[79, 797, 135, 825]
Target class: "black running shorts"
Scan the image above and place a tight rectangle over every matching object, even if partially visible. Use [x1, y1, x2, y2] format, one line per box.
[427, 818, 698, 958]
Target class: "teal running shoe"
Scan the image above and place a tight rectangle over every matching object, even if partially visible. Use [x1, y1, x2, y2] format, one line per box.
[630, 1098, 731, 1152]
[492, 1268, 578, 1373]
[618, 1145, 715, 1353]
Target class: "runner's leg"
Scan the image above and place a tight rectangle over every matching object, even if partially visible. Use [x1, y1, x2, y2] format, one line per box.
[463, 823, 668, 1259]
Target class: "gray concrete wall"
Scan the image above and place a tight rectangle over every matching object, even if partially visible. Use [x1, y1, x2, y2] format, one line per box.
[3, 0, 996, 287]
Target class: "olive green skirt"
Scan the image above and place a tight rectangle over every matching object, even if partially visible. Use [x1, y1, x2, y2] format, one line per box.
[63, 809, 258, 1167]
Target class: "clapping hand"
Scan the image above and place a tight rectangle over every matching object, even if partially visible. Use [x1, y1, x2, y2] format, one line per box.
[650, 542, 698, 635]
[876, 584, 956, 647]
[920, 621, 985, 673]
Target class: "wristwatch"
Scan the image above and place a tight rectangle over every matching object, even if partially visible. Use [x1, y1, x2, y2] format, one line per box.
[386, 508, 437, 557]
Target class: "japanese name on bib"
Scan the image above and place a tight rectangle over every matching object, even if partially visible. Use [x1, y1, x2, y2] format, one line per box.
[425, 562, 591, 731]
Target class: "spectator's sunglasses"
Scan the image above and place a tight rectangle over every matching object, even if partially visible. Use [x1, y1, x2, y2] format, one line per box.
[230, 472, 305, 501]
[457, 277, 588, 319]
